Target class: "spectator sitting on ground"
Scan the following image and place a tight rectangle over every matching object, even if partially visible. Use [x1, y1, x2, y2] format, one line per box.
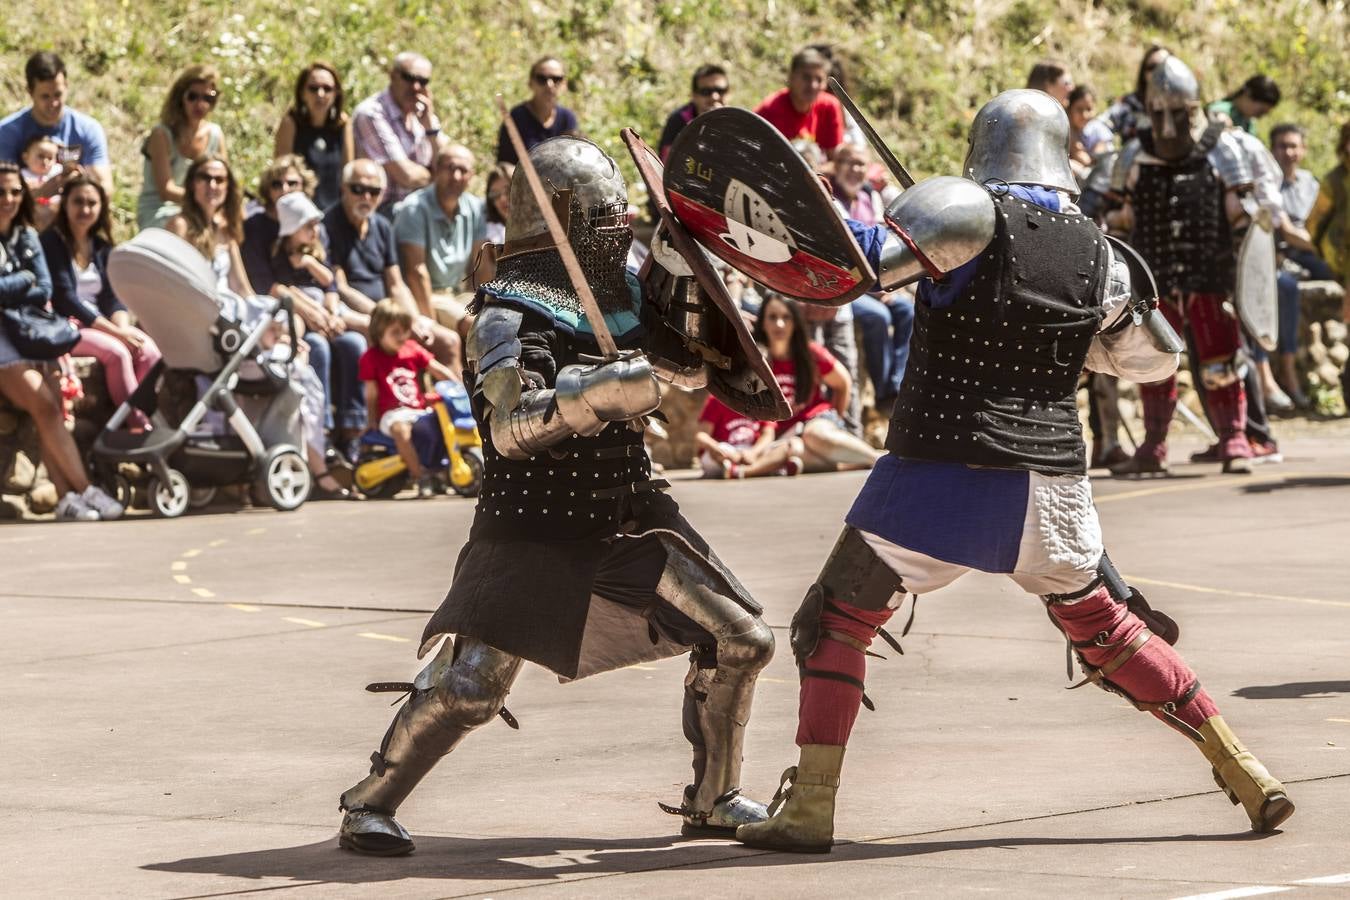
[0, 162, 122, 521]
[484, 162, 513, 245]
[352, 52, 440, 216]
[695, 393, 803, 479]
[658, 64, 729, 163]
[496, 56, 579, 166]
[1100, 45, 1169, 142]
[270, 191, 367, 456]
[19, 135, 62, 230]
[1067, 85, 1113, 180]
[359, 298, 457, 499]
[1270, 123, 1334, 407]
[274, 60, 353, 211]
[241, 155, 316, 295]
[0, 51, 114, 192]
[40, 173, 161, 431]
[755, 46, 846, 160]
[1026, 59, 1074, 107]
[830, 143, 914, 418]
[754, 293, 881, 472]
[136, 65, 227, 231]
[322, 159, 461, 385]
[393, 143, 489, 345]
[1210, 74, 1281, 135]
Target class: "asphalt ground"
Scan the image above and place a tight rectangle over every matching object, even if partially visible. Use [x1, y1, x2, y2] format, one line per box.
[4, 428, 1350, 899]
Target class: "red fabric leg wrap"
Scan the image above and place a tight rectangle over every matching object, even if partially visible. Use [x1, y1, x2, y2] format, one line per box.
[796, 602, 894, 747]
[1185, 293, 1250, 455]
[1137, 376, 1177, 460]
[1049, 585, 1218, 730]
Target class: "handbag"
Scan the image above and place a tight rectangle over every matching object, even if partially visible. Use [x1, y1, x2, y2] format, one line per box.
[1, 303, 81, 360]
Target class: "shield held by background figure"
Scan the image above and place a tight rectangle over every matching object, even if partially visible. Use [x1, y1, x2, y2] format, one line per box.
[621, 128, 791, 422]
[660, 107, 875, 307]
[1234, 212, 1280, 353]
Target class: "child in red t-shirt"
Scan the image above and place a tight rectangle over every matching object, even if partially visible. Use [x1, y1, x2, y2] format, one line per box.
[694, 395, 803, 479]
[358, 299, 457, 497]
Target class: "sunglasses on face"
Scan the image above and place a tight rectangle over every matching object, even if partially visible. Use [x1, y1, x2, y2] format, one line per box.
[532, 73, 565, 85]
[271, 177, 303, 191]
[187, 90, 218, 107]
[397, 70, 430, 89]
[695, 85, 730, 98]
[440, 164, 473, 175]
[306, 83, 335, 95]
[346, 183, 381, 198]
[195, 173, 228, 186]
[0, 187, 24, 198]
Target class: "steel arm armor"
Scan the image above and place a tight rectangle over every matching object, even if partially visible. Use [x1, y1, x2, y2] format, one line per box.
[875, 176, 997, 290]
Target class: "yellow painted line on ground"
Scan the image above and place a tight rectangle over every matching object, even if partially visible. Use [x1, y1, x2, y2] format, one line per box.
[173, 574, 192, 585]
[1096, 470, 1350, 505]
[208, 539, 227, 547]
[358, 632, 411, 643]
[227, 603, 259, 612]
[1327, 718, 1350, 725]
[283, 617, 326, 628]
[191, 588, 216, 599]
[180, 548, 201, 558]
[246, 527, 266, 536]
[171, 561, 187, 572]
[1130, 575, 1350, 610]
[628, 665, 658, 670]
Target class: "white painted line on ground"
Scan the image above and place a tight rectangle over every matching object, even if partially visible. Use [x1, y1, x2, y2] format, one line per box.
[173, 574, 192, 585]
[171, 561, 187, 571]
[227, 603, 258, 612]
[180, 548, 201, 558]
[1169, 887, 1291, 900]
[358, 632, 411, 643]
[283, 617, 325, 628]
[191, 588, 216, 599]
[1296, 874, 1350, 885]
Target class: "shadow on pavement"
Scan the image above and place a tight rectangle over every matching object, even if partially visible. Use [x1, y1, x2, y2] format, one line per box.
[1240, 476, 1350, 494]
[144, 829, 1255, 886]
[1233, 680, 1350, 699]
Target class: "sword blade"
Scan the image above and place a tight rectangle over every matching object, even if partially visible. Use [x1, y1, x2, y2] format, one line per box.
[495, 95, 619, 359]
[828, 77, 915, 189]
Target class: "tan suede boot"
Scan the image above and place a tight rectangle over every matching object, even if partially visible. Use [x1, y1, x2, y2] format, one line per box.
[1198, 716, 1294, 833]
[735, 745, 845, 853]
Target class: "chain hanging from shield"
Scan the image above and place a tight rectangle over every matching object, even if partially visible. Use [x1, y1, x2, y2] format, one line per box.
[1234, 212, 1280, 353]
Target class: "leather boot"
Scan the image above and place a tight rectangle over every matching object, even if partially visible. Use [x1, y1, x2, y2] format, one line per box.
[1197, 716, 1294, 833]
[735, 745, 845, 853]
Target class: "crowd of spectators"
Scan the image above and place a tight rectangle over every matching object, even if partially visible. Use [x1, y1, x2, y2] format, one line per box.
[1, 42, 1349, 516]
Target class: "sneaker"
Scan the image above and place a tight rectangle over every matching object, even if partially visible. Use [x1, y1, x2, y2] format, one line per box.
[82, 484, 125, 521]
[55, 492, 99, 522]
[782, 455, 804, 477]
[416, 475, 436, 499]
[1190, 443, 1221, 464]
[1249, 441, 1284, 466]
[1109, 453, 1169, 476]
[1264, 386, 1295, 415]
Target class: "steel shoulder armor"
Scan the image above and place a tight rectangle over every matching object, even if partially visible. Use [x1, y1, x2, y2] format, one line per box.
[877, 176, 997, 289]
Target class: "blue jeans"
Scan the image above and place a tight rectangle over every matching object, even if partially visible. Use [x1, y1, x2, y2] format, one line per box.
[303, 330, 368, 432]
[852, 293, 914, 402]
[1276, 249, 1336, 355]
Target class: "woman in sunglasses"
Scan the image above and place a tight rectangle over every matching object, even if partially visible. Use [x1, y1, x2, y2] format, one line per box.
[274, 61, 352, 211]
[494, 56, 578, 166]
[136, 64, 228, 231]
[241, 155, 318, 296]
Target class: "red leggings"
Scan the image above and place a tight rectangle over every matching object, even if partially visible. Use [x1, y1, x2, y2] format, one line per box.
[795, 585, 1217, 747]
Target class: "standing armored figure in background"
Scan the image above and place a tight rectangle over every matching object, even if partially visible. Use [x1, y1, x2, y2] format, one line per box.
[731, 90, 1293, 854]
[1110, 55, 1263, 474]
[337, 136, 773, 856]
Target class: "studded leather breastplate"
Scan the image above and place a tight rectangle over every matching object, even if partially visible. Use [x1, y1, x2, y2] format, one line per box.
[888, 191, 1108, 475]
[1130, 138, 1234, 297]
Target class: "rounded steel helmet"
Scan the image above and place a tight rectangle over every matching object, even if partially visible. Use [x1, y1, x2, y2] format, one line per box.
[963, 89, 1078, 195]
[504, 136, 628, 248]
[1145, 54, 1200, 112]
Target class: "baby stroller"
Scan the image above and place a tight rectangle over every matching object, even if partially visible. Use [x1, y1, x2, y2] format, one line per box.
[354, 379, 484, 499]
[91, 229, 311, 517]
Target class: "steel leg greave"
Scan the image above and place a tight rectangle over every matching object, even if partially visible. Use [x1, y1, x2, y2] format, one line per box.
[656, 550, 774, 815]
[340, 637, 523, 815]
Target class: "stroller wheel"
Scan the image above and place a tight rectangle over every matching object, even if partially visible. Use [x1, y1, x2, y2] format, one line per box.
[111, 474, 135, 510]
[149, 469, 190, 518]
[450, 446, 484, 498]
[188, 486, 218, 509]
[257, 446, 311, 511]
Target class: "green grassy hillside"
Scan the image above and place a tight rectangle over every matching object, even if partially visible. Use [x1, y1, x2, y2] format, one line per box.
[2, 0, 1347, 231]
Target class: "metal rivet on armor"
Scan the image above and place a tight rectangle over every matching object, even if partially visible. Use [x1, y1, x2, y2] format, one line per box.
[543, 508, 548, 514]
[517, 508, 523, 513]
[567, 511, 573, 516]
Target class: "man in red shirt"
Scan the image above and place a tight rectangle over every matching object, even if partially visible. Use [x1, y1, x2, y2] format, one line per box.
[754, 47, 845, 160]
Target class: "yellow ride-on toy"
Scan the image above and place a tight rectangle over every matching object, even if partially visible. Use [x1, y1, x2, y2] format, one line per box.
[354, 380, 484, 498]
